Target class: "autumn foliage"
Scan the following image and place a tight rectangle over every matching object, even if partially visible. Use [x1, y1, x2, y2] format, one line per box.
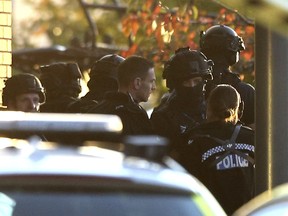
[119, 0, 255, 88]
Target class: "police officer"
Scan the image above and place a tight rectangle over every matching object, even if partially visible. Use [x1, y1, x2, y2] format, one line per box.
[1, 73, 47, 140]
[200, 24, 255, 128]
[87, 55, 156, 135]
[82, 54, 125, 102]
[150, 47, 213, 159]
[2, 73, 45, 112]
[39, 62, 96, 113]
[180, 84, 255, 215]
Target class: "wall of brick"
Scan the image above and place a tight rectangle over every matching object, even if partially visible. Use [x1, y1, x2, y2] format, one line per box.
[0, 0, 12, 105]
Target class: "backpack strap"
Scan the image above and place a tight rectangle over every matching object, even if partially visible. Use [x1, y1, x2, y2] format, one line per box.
[230, 124, 241, 143]
[211, 124, 254, 167]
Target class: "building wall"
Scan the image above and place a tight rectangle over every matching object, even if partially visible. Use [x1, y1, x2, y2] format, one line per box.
[0, 0, 12, 105]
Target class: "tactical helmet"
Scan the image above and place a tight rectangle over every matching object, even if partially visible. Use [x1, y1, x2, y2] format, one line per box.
[2, 73, 46, 106]
[87, 54, 125, 92]
[200, 24, 245, 54]
[40, 62, 82, 98]
[163, 47, 214, 89]
[90, 54, 125, 78]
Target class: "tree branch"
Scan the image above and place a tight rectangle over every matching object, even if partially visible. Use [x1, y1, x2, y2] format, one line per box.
[212, 0, 255, 25]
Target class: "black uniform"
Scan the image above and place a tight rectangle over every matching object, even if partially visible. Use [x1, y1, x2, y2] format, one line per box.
[199, 24, 255, 126]
[151, 48, 214, 159]
[87, 92, 154, 135]
[40, 96, 98, 113]
[40, 96, 77, 113]
[150, 86, 206, 158]
[179, 121, 255, 215]
[81, 79, 118, 102]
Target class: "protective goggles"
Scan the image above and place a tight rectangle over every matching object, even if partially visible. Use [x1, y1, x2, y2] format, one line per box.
[227, 36, 245, 52]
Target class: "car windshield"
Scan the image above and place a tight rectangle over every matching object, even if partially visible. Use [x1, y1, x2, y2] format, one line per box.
[0, 190, 207, 216]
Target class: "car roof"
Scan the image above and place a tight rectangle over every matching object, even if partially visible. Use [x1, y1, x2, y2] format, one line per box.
[0, 112, 191, 190]
[0, 140, 199, 192]
[233, 183, 288, 216]
[0, 111, 123, 143]
[0, 111, 226, 215]
[0, 111, 122, 134]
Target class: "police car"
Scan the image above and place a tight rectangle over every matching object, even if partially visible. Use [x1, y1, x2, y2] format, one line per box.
[0, 112, 226, 216]
[233, 183, 288, 216]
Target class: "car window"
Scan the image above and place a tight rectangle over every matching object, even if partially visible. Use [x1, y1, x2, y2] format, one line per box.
[1, 191, 206, 216]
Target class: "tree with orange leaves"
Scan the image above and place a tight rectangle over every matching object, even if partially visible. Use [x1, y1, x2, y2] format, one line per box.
[120, 0, 255, 98]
